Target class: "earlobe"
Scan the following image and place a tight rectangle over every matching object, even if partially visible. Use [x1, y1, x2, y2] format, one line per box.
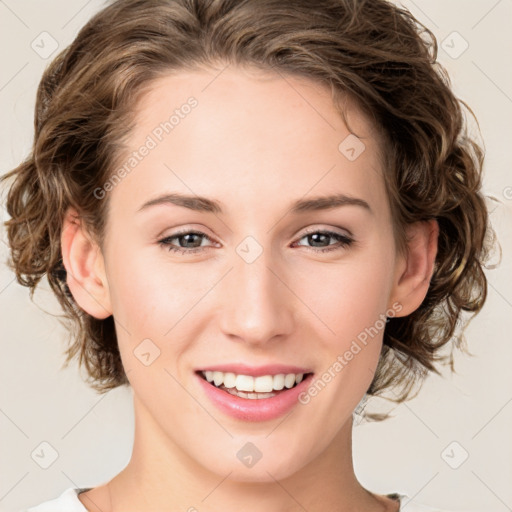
[60, 207, 112, 319]
[388, 219, 439, 317]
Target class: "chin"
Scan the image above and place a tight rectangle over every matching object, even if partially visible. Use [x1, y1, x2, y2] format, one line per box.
[195, 439, 309, 484]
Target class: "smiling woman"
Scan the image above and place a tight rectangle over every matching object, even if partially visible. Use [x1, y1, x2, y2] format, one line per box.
[0, 0, 497, 511]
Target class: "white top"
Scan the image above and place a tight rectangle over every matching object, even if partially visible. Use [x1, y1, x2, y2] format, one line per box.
[23, 487, 454, 511]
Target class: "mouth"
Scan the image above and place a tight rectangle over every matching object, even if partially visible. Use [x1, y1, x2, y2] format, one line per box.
[194, 366, 315, 421]
[195, 370, 314, 400]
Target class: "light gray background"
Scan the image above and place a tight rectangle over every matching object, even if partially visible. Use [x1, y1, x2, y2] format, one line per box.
[1, 1, 511, 511]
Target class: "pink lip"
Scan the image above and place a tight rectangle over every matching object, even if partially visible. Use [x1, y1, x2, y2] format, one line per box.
[195, 363, 312, 377]
[195, 371, 314, 422]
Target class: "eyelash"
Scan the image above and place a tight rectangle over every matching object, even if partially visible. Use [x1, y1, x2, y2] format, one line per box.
[158, 229, 354, 255]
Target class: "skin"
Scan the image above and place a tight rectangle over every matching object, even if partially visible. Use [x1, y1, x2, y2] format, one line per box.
[61, 65, 438, 512]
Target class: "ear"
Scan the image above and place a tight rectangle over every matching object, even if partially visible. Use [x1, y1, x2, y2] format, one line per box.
[387, 219, 439, 317]
[60, 207, 112, 319]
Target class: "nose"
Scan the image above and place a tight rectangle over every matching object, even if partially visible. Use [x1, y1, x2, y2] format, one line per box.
[218, 243, 295, 347]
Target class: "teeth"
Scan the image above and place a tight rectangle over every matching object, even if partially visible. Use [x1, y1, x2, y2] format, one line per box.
[202, 370, 306, 392]
[236, 374, 254, 392]
[273, 374, 285, 390]
[224, 372, 236, 388]
[225, 388, 277, 399]
[213, 371, 223, 387]
[284, 374, 296, 388]
[254, 375, 274, 392]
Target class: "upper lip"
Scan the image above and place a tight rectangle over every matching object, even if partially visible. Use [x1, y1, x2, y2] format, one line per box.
[195, 363, 313, 377]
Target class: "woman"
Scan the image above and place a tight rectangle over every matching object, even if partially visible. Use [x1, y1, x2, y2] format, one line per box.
[2, 0, 495, 510]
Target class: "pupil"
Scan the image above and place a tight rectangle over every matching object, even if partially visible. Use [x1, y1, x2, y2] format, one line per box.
[309, 233, 329, 247]
[181, 233, 201, 248]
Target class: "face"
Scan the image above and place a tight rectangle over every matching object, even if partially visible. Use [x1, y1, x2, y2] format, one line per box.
[98, 66, 404, 481]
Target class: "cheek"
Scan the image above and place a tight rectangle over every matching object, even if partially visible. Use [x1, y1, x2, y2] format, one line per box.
[107, 247, 201, 333]
[295, 253, 394, 348]
[295, 256, 393, 424]
[105, 246, 218, 378]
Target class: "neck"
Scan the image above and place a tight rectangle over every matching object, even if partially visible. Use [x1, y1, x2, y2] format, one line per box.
[103, 394, 389, 512]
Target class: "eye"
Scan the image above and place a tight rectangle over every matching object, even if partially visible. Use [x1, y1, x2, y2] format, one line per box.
[158, 228, 354, 255]
[158, 230, 217, 254]
[292, 229, 354, 253]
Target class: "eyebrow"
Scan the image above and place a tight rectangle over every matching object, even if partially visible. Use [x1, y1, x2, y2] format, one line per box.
[137, 192, 372, 215]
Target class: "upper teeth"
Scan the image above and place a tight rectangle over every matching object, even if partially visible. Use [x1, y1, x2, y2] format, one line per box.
[202, 371, 305, 392]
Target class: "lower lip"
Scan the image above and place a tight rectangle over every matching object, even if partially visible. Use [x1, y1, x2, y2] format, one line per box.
[195, 372, 314, 422]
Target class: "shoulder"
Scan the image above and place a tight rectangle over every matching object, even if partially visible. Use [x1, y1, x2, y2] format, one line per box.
[23, 488, 455, 512]
[394, 493, 458, 511]
[23, 487, 91, 512]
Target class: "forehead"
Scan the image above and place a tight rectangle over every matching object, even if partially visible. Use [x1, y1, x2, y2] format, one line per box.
[109, 66, 387, 218]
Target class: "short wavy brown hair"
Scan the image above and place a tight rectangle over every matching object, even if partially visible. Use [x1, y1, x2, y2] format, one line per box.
[1, 0, 498, 420]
